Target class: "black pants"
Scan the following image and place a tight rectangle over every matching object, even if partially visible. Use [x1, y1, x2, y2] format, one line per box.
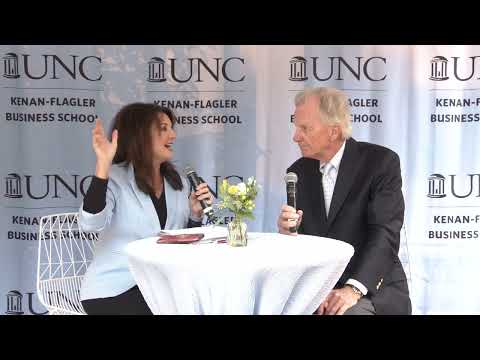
[81, 286, 153, 315]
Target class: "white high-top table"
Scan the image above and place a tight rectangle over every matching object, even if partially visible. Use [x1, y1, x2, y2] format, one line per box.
[125, 226, 354, 315]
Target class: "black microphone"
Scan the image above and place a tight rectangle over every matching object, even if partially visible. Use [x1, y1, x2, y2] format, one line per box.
[184, 166, 215, 222]
[285, 172, 298, 233]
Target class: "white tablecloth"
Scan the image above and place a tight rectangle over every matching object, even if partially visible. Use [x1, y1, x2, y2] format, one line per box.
[125, 226, 354, 315]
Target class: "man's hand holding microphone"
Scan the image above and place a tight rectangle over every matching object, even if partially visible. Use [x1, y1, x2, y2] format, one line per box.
[277, 172, 303, 235]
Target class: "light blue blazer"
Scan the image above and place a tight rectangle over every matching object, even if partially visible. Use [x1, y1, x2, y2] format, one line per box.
[78, 162, 192, 300]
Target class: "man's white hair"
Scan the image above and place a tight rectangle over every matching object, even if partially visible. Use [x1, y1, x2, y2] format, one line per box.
[294, 87, 352, 139]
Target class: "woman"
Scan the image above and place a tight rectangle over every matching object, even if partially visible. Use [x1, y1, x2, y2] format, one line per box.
[78, 103, 212, 315]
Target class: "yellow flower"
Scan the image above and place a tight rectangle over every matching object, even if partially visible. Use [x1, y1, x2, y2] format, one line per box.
[228, 185, 239, 195]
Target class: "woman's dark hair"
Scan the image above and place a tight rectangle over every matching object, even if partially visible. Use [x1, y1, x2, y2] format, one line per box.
[110, 102, 183, 193]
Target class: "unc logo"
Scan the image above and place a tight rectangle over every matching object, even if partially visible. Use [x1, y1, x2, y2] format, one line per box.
[428, 173, 480, 199]
[146, 56, 245, 83]
[2, 53, 20, 79]
[5, 290, 24, 315]
[289, 56, 308, 81]
[147, 57, 166, 82]
[288, 56, 387, 82]
[2, 52, 102, 81]
[3, 173, 93, 200]
[5, 290, 48, 315]
[429, 56, 480, 81]
[429, 56, 449, 81]
[4, 173, 22, 198]
[427, 174, 446, 198]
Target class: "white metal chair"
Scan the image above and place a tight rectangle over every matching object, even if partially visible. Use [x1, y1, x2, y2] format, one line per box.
[36, 212, 97, 315]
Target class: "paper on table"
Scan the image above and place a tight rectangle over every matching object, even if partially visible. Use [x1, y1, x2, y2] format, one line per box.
[157, 233, 205, 244]
[158, 225, 228, 244]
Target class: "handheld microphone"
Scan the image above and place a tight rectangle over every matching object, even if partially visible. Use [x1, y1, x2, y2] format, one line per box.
[284, 172, 298, 233]
[184, 166, 215, 222]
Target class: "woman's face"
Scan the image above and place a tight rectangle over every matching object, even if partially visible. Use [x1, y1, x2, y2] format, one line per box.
[150, 112, 176, 164]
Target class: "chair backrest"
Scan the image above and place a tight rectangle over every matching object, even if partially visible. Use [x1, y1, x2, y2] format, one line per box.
[398, 224, 413, 297]
[36, 212, 97, 315]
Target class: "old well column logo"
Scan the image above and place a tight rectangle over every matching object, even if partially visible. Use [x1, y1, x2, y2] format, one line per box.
[289, 56, 308, 81]
[3, 53, 20, 79]
[427, 174, 446, 198]
[5, 290, 24, 315]
[429, 56, 449, 81]
[147, 57, 166, 82]
[4, 173, 22, 198]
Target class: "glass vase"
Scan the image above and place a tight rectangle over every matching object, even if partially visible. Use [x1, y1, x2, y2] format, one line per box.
[227, 217, 248, 247]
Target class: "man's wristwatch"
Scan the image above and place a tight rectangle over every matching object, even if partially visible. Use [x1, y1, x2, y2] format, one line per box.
[346, 284, 364, 298]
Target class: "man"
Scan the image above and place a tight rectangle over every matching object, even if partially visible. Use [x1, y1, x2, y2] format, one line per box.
[277, 87, 411, 315]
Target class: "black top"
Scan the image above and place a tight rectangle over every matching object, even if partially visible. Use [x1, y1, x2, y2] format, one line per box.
[149, 191, 167, 229]
[83, 176, 202, 229]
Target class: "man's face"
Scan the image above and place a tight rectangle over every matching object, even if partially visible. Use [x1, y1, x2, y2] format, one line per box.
[293, 96, 334, 161]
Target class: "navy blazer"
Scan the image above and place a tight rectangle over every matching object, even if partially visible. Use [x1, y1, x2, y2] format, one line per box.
[288, 138, 411, 315]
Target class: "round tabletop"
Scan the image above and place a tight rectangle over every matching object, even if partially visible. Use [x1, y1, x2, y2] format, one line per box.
[125, 226, 354, 315]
